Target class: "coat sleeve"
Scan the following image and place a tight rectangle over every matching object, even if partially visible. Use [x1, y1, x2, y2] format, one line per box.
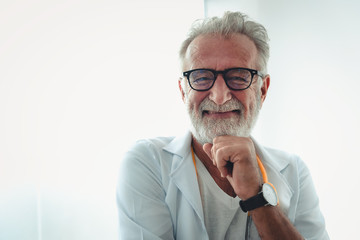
[294, 158, 329, 240]
[116, 140, 174, 240]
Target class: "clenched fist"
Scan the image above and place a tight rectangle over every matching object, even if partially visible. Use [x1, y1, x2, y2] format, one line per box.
[203, 136, 263, 200]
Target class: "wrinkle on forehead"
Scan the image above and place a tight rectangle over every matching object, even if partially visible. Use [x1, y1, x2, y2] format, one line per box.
[184, 40, 203, 70]
[183, 33, 258, 71]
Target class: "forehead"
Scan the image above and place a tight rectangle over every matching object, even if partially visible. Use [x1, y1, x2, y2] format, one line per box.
[184, 33, 258, 70]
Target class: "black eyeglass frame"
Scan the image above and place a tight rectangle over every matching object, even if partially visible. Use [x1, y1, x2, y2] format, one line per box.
[182, 67, 264, 91]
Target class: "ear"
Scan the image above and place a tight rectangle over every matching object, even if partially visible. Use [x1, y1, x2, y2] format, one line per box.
[260, 74, 270, 104]
[178, 78, 186, 102]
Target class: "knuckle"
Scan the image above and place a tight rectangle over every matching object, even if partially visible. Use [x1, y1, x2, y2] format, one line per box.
[216, 147, 229, 160]
[212, 136, 222, 144]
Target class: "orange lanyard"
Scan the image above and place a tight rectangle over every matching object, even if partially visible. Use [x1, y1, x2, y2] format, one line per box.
[191, 146, 268, 183]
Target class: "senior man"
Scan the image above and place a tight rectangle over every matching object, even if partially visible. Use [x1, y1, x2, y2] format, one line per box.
[117, 11, 328, 240]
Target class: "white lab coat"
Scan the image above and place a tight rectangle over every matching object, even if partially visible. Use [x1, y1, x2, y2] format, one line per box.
[117, 131, 328, 239]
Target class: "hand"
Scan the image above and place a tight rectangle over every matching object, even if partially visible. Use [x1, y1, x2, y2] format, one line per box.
[203, 136, 262, 199]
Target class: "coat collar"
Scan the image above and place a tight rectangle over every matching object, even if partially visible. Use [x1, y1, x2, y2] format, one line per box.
[163, 131, 205, 223]
[251, 137, 294, 213]
[163, 131, 294, 218]
[163, 132, 291, 174]
[163, 130, 192, 159]
[251, 136, 290, 173]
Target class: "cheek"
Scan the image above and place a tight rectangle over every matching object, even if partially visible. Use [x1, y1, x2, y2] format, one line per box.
[186, 91, 207, 112]
[233, 92, 248, 104]
[233, 91, 258, 112]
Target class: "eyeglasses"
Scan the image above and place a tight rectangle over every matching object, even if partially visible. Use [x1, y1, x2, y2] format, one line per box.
[183, 67, 264, 91]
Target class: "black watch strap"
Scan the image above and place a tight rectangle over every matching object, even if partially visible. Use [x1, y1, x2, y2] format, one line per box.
[239, 192, 267, 212]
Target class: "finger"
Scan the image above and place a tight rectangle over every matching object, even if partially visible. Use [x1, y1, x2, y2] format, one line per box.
[217, 160, 230, 178]
[214, 148, 231, 178]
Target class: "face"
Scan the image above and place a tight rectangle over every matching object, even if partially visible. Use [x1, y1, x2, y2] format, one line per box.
[179, 34, 270, 144]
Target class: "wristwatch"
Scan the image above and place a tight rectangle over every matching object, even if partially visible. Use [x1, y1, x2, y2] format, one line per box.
[239, 183, 278, 212]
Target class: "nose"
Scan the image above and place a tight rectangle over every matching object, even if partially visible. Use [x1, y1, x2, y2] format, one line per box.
[208, 75, 232, 105]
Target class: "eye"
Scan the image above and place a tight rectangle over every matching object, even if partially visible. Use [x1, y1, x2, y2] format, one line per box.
[227, 76, 249, 82]
[225, 69, 252, 89]
[227, 77, 249, 88]
[192, 77, 213, 87]
[189, 70, 214, 89]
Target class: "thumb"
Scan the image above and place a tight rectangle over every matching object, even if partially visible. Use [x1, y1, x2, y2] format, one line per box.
[203, 143, 214, 164]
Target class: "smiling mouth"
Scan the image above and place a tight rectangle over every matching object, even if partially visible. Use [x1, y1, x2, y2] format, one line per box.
[203, 109, 240, 117]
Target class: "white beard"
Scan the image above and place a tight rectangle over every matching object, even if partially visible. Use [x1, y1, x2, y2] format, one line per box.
[185, 94, 261, 144]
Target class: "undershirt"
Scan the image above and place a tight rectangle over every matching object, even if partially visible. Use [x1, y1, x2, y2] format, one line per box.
[195, 155, 249, 240]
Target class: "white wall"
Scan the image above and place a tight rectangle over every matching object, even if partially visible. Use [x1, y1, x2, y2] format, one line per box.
[2, 0, 359, 239]
[206, 0, 360, 239]
[0, 1, 203, 239]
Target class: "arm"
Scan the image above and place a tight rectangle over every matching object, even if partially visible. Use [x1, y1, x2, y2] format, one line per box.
[116, 141, 174, 240]
[203, 136, 303, 240]
[250, 205, 303, 239]
[244, 146, 329, 240]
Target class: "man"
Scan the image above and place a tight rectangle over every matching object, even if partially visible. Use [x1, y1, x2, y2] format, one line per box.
[117, 11, 328, 239]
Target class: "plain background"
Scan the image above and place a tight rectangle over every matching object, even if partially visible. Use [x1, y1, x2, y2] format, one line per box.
[0, 1, 203, 239]
[207, 1, 360, 239]
[1, 0, 359, 239]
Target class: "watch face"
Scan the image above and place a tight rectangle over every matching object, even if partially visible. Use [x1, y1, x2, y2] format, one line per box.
[263, 183, 278, 206]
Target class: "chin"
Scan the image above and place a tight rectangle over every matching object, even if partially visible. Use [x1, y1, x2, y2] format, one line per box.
[190, 119, 253, 145]
[186, 94, 261, 144]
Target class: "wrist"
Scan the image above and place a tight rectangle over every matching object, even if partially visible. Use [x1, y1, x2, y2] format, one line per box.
[239, 184, 262, 200]
[239, 183, 278, 213]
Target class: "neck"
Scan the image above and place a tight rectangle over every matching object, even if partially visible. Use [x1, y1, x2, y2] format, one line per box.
[191, 137, 211, 166]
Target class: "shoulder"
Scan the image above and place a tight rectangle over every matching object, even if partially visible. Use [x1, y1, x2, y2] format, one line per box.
[253, 138, 304, 168]
[129, 136, 175, 155]
[118, 136, 176, 187]
[266, 146, 309, 170]
[262, 146, 303, 166]
[253, 140, 311, 182]
[122, 136, 176, 167]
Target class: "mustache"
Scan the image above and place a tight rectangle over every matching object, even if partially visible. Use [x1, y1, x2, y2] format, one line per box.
[199, 97, 244, 113]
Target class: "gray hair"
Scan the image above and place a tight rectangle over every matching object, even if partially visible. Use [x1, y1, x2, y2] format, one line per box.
[179, 11, 270, 74]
